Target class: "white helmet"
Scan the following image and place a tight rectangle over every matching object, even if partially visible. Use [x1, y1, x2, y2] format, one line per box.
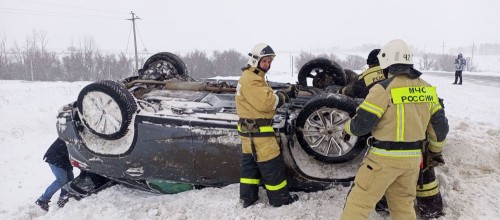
[377, 39, 413, 69]
[247, 43, 276, 68]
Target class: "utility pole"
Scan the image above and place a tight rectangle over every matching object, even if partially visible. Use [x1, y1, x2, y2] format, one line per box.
[127, 11, 140, 73]
[471, 41, 475, 70]
[442, 41, 445, 55]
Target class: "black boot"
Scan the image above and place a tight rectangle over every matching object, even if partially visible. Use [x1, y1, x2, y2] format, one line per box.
[271, 194, 299, 207]
[242, 199, 257, 208]
[35, 199, 49, 211]
[284, 194, 299, 205]
[375, 197, 389, 213]
[57, 195, 69, 208]
[417, 194, 445, 218]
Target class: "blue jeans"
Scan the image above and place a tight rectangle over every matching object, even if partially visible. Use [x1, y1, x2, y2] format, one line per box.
[39, 164, 74, 202]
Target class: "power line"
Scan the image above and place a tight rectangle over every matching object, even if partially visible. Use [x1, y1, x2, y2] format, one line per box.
[19, 0, 125, 15]
[125, 22, 133, 53]
[0, 7, 123, 20]
[135, 24, 148, 52]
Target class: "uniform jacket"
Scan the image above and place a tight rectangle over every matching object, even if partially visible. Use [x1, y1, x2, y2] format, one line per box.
[455, 57, 467, 71]
[345, 68, 449, 160]
[43, 138, 72, 170]
[236, 66, 279, 120]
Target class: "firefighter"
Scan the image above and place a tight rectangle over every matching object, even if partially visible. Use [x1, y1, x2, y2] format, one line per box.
[235, 43, 299, 208]
[340, 49, 386, 98]
[340, 39, 449, 220]
[340, 48, 446, 218]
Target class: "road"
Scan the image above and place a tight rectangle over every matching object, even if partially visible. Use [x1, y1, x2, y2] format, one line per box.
[423, 71, 500, 87]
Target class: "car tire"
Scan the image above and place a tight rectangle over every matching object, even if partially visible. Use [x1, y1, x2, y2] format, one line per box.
[77, 80, 138, 140]
[297, 58, 347, 89]
[138, 52, 188, 77]
[295, 93, 367, 163]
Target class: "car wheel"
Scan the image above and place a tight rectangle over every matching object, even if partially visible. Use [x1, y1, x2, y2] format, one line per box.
[297, 58, 347, 89]
[138, 52, 188, 78]
[295, 93, 367, 163]
[77, 80, 138, 140]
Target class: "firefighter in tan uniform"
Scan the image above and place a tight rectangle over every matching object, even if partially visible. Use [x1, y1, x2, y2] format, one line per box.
[236, 43, 299, 208]
[340, 39, 449, 220]
[340, 49, 386, 98]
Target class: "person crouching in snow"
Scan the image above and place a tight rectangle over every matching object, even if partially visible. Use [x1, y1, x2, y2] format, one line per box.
[35, 138, 74, 211]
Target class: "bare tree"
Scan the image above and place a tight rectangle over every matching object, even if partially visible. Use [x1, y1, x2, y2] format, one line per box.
[478, 43, 500, 55]
[212, 49, 246, 76]
[342, 55, 365, 70]
[437, 54, 455, 72]
[295, 51, 347, 71]
[294, 51, 316, 70]
[0, 34, 8, 77]
[419, 53, 437, 71]
[317, 53, 341, 64]
[114, 52, 134, 79]
[182, 50, 214, 79]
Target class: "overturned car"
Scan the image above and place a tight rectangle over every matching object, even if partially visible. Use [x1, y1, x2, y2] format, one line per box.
[56, 52, 368, 197]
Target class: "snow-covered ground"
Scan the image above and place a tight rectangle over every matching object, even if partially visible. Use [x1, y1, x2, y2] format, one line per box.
[0, 70, 499, 220]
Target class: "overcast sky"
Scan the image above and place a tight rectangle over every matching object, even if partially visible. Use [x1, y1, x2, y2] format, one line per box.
[1, 0, 499, 55]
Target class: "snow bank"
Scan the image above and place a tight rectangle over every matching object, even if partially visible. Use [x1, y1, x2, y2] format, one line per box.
[0, 73, 499, 219]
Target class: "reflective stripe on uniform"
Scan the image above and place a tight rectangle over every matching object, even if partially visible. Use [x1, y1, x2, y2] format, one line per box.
[417, 187, 440, 197]
[390, 86, 439, 141]
[416, 179, 440, 197]
[240, 178, 260, 185]
[417, 179, 439, 190]
[370, 147, 422, 158]
[390, 86, 438, 104]
[429, 138, 446, 148]
[344, 119, 353, 136]
[237, 124, 274, 133]
[396, 104, 405, 141]
[431, 103, 442, 115]
[265, 180, 287, 191]
[359, 101, 385, 118]
[259, 126, 274, 133]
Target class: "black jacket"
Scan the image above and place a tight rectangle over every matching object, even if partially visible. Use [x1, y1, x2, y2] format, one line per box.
[43, 138, 72, 170]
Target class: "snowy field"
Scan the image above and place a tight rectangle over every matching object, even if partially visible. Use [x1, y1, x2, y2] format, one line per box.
[0, 71, 499, 220]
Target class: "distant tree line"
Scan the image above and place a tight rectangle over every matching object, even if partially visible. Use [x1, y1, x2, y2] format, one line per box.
[294, 51, 366, 71]
[477, 43, 500, 55]
[180, 49, 246, 79]
[0, 32, 248, 81]
[2, 32, 497, 81]
[293, 51, 479, 72]
[417, 53, 477, 71]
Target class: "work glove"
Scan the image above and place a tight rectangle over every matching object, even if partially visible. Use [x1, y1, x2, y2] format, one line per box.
[428, 151, 445, 167]
[282, 85, 298, 99]
[275, 91, 290, 108]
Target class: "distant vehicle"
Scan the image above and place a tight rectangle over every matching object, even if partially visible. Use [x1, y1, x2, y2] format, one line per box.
[57, 52, 367, 197]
